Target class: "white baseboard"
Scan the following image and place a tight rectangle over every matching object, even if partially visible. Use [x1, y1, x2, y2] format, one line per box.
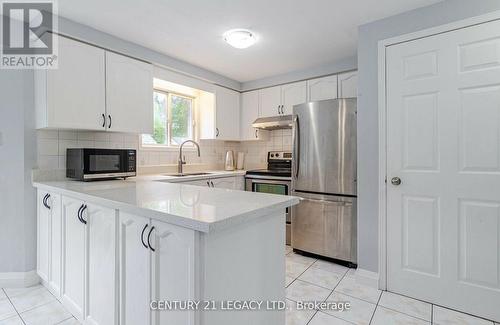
[0, 270, 40, 288]
[354, 268, 380, 289]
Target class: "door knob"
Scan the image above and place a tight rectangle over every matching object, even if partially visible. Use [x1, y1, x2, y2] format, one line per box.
[391, 177, 401, 186]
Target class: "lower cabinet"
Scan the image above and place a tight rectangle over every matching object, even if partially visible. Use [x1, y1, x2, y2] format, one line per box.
[39, 193, 195, 325]
[60, 197, 117, 324]
[37, 190, 62, 297]
[61, 197, 86, 321]
[86, 203, 117, 325]
[180, 176, 245, 190]
[119, 213, 195, 325]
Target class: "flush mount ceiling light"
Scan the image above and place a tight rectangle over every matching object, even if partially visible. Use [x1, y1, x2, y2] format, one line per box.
[223, 29, 257, 49]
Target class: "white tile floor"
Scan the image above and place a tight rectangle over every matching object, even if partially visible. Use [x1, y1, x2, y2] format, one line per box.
[285, 247, 498, 325]
[0, 248, 497, 325]
[0, 285, 77, 325]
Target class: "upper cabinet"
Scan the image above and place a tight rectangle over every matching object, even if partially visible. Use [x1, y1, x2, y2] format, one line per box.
[258, 82, 307, 117]
[307, 75, 338, 102]
[35, 36, 106, 130]
[215, 87, 240, 141]
[105, 52, 153, 134]
[35, 36, 153, 133]
[338, 71, 358, 98]
[258, 86, 282, 118]
[240, 90, 269, 141]
[281, 81, 307, 115]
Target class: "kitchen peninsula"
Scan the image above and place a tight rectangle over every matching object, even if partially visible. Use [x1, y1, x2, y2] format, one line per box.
[33, 179, 299, 325]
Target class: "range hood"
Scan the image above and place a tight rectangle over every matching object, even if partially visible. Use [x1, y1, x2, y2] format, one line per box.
[252, 115, 293, 130]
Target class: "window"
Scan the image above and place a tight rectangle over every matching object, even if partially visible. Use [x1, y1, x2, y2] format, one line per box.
[142, 90, 195, 147]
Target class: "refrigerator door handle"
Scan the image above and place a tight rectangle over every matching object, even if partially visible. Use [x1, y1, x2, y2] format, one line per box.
[292, 115, 300, 179]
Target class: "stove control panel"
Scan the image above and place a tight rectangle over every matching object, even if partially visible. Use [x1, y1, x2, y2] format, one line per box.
[268, 151, 292, 161]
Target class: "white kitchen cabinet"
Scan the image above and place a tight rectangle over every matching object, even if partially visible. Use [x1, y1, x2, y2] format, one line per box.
[338, 71, 358, 98]
[61, 197, 86, 321]
[179, 176, 244, 190]
[214, 87, 240, 140]
[37, 190, 62, 297]
[35, 36, 153, 134]
[105, 52, 153, 134]
[307, 75, 338, 101]
[117, 212, 196, 325]
[119, 213, 151, 325]
[281, 81, 307, 115]
[241, 91, 269, 141]
[151, 221, 196, 325]
[211, 177, 237, 189]
[86, 203, 117, 325]
[35, 36, 106, 130]
[259, 86, 282, 117]
[37, 191, 50, 284]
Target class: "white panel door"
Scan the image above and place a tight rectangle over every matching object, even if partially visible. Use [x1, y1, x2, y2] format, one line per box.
[281, 81, 307, 115]
[87, 204, 117, 325]
[119, 213, 151, 325]
[61, 197, 86, 321]
[215, 87, 240, 140]
[338, 71, 357, 98]
[307, 75, 338, 102]
[386, 19, 500, 322]
[37, 191, 50, 282]
[48, 193, 62, 297]
[105, 52, 153, 134]
[46, 36, 106, 130]
[151, 221, 195, 325]
[259, 86, 281, 117]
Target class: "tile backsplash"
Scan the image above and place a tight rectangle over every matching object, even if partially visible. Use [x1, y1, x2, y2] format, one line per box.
[36, 129, 292, 172]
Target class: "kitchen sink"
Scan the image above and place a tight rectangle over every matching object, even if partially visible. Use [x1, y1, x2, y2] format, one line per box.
[164, 172, 213, 177]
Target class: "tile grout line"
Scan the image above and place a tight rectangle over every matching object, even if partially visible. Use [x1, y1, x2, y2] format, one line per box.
[368, 289, 383, 325]
[2, 288, 27, 325]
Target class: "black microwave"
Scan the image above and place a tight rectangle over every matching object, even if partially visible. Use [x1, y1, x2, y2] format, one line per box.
[66, 148, 136, 181]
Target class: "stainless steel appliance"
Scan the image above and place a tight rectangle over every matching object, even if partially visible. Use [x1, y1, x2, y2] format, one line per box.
[292, 99, 357, 264]
[252, 115, 293, 130]
[245, 151, 292, 244]
[66, 148, 136, 181]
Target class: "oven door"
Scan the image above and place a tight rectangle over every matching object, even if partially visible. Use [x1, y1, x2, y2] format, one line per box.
[83, 149, 135, 180]
[245, 176, 292, 244]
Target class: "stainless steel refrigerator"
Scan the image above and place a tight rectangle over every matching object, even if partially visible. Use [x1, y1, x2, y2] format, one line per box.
[291, 99, 357, 264]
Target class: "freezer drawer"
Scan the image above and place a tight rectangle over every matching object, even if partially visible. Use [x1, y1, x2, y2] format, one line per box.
[291, 191, 357, 263]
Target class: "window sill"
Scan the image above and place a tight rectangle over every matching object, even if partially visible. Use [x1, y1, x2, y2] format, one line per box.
[139, 145, 198, 152]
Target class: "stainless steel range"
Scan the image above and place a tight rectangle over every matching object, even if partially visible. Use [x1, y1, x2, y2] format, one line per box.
[245, 151, 292, 244]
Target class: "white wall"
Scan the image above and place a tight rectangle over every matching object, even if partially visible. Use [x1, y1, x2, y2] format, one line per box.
[0, 69, 37, 273]
[357, 0, 500, 273]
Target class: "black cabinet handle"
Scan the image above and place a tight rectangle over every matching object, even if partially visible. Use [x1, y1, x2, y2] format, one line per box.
[108, 115, 112, 129]
[216, 128, 219, 137]
[80, 205, 87, 225]
[43, 194, 49, 209]
[255, 129, 258, 138]
[102, 114, 106, 128]
[45, 194, 51, 210]
[77, 204, 84, 223]
[206, 181, 210, 187]
[210, 181, 214, 187]
[141, 224, 149, 249]
[147, 226, 155, 252]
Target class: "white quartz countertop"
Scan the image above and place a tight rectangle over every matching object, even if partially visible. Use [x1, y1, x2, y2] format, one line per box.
[33, 178, 299, 233]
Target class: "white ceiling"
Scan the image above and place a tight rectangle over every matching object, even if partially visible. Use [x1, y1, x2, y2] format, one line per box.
[58, 0, 442, 82]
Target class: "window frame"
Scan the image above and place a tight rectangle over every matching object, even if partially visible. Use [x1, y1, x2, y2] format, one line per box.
[140, 89, 197, 151]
